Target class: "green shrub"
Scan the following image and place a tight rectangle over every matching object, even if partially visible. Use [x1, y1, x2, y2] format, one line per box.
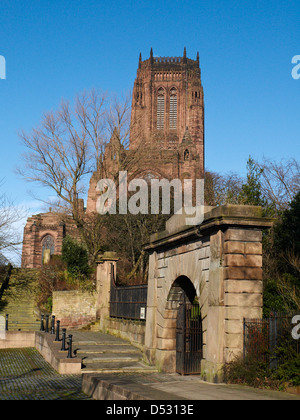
[275, 357, 300, 387]
[224, 340, 300, 390]
[223, 356, 278, 389]
[263, 279, 290, 317]
[272, 340, 300, 387]
[61, 236, 90, 277]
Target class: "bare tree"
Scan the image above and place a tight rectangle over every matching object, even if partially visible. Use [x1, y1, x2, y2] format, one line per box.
[75, 88, 107, 172]
[255, 157, 300, 212]
[17, 89, 108, 220]
[204, 170, 243, 206]
[0, 182, 26, 302]
[17, 89, 145, 265]
[205, 157, 300, 212]
[0, 184, 24, 261]
[17, 89, 142, 214]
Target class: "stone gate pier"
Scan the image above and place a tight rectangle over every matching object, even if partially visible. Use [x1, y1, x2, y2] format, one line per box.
[144, 205, 273, 382]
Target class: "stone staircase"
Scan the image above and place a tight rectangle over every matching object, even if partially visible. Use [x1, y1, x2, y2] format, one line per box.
[71, 331, 157, 374]
[0, 289, 40, 331]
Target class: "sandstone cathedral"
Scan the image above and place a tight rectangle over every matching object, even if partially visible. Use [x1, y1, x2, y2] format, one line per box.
[21, 49, 205, 268]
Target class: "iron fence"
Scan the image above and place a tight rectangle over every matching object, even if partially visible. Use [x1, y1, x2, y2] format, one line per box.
[243, 313, 300, 368]
[109, 264, 148, 321]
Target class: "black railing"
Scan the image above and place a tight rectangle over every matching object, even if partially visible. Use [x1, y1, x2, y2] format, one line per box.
[109, 264, 148, 321]
[2, 314, 75, 358]
[243, 313, 300, 368]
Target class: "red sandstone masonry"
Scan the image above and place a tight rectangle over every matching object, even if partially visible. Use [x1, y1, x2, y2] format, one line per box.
[224, 229, 262, 242]
[223, 226, 265, 359]
[224, 254, 262, 268]
[21, 212, 76, 269]
[224, 267, 263, 280]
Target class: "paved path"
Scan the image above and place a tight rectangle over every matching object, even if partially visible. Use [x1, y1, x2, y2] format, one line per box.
[83, 372, 300, 401]
[1, 331, 299, 400]
[0, 348, 91, 400]
[72, 332, 300, 401]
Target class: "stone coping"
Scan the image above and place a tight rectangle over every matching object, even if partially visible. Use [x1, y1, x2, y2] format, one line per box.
[145, 204, 274, 251]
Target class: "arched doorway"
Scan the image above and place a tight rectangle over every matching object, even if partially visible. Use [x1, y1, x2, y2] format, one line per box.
[167, 276, 203, 375]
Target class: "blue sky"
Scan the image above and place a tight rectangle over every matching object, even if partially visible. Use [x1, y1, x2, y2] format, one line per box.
[0, 0, 299, 262]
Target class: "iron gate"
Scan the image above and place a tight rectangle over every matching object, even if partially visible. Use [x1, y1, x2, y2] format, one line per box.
[176, 302, 203, 375]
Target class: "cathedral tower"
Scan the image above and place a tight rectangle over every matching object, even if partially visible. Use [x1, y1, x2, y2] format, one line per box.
[130, 48, 204, 176]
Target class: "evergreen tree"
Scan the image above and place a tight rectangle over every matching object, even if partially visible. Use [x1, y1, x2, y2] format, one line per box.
[273, 192, 300, 278]
[239, 157, 266, 207]
[263, 192, 300, 314]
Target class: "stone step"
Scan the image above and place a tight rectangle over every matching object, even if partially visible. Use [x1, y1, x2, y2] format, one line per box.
[73, 340, 132, 346]
[81, 353, 142, 363]
[82, 368, 157, 374]
[5, 322, 41, 331]
[64, 331, 158, 375]
[81, 360, 157, 374]
[74, 345, 141, 355]
[1, 303, 40, 330]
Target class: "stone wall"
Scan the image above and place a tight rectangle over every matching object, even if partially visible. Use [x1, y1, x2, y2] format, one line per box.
[100, 317, 146, 350]
[52, 291, 97, 329]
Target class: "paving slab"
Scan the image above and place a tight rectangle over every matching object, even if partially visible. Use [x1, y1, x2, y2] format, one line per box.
[0, 348, 91, 400]
[71, 331, 300, 400]
[82, 372, 300, 401]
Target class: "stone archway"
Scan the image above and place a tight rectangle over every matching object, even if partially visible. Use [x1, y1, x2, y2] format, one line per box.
[166, 276, 203, 375]
[144, 205, 273, 382]
[145, 268, 208, 374]
[164, 276, 198, 372]
[168, 276, 197, 306]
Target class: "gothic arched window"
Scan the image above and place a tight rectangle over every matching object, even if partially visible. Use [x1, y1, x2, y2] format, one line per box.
[169, 88, 177, 130]
[157, 88, 165, 130]
[42, 235, 55, 264]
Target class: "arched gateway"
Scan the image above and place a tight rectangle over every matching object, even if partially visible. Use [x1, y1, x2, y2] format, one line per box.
[169, 276, 203, 375]
[144, 205, 273, 382]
